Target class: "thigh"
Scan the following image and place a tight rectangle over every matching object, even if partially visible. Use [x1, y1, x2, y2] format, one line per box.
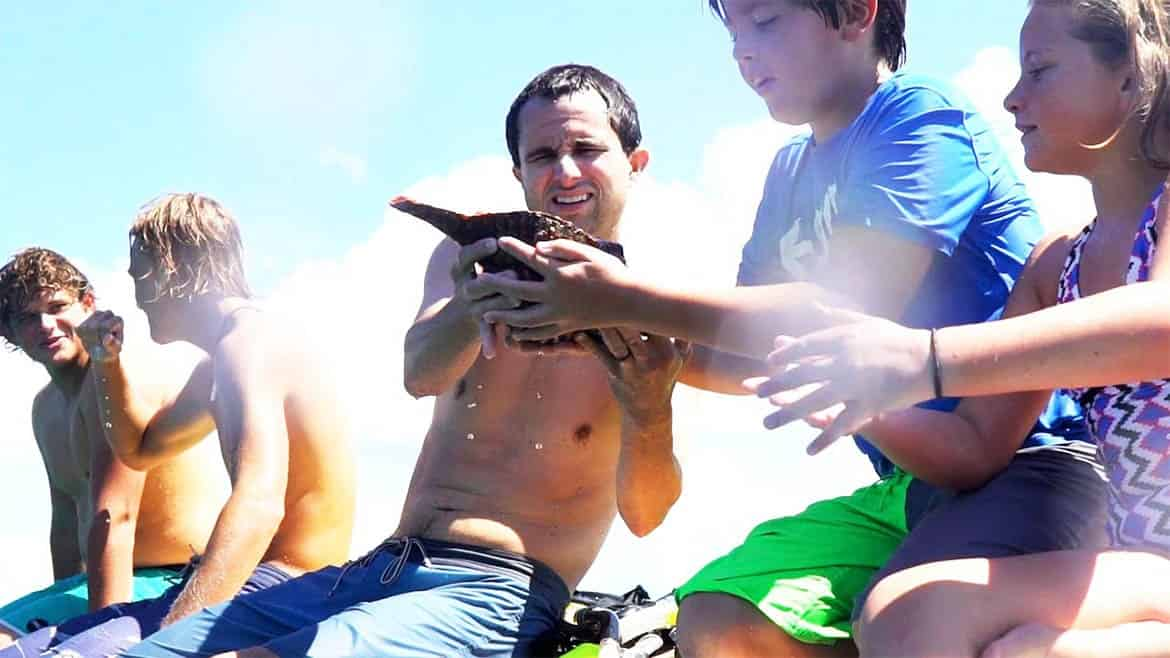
[44, 615, 146, 657]
[676, 473, 912, 645]
[858, 548, 1170, 656]
[123, 566, 344, 658]
[262, 572, 559, 658]
[868, 443, 1107, 595]
[0, 575, 90, 634]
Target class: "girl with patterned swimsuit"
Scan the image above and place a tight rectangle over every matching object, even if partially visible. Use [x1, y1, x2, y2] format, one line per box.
[737, 1, 1170, 656]
[1059, 188, 1170, 556]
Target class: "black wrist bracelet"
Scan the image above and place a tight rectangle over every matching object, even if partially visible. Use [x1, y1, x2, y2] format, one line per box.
[929, 328, 944, 399]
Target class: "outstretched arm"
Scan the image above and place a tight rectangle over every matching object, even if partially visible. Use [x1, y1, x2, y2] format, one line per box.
[751, 231, 1105, 489]
[477, 226, 935, 362]
[79, 311, 214, 471]
[162, 335, 288, 625]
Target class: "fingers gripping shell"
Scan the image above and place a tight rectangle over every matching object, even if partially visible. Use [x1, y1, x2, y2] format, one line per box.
[389, 196, 625, 281]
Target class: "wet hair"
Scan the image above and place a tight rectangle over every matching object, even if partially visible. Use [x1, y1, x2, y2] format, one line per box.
[1034, 0, 1170, 168]
[0, 248, 93, 349]
[130, 193, 252, 302]
[505, 64, 643, 168]
[707, 0, 908, 71]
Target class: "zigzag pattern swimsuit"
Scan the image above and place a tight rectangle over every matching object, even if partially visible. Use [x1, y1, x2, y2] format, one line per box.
[1057, 186, 1170, 553]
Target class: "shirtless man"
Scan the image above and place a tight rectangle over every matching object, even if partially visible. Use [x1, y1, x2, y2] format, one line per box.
[124, 63, 686, 658]
[0, 248, 226, 646]
[1, 194, 357, 657]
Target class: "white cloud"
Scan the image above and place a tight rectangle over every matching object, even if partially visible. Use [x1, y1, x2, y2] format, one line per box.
[198, 0, 413, 148]
[0, 47, 1101, 605]
[319, 147, 369, 183]
[953, 47, 1095, 232]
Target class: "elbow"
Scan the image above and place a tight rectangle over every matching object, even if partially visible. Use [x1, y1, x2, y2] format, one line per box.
[88, 506, 137, 549]
[621, 480, 682, 538]
[937, 452, 1013, 492]
[403, 361, 439, 399]
[239, 494, 287, 534]
[403, 338, 439, 399]
[118, 452, 155, 472]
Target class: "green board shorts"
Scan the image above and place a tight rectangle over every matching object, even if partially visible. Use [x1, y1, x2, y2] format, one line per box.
[0, 566, 185, 636]
[674, 442, 1108, 647]
[675, 472, 913, 646]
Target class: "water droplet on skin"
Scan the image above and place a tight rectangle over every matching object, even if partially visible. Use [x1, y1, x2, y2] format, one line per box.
[104, 422, 113, 430]
[466, 402, 478, 409]
[534, 442, 543, 450]
[466, 433, 475, 440]
[536, 351, 544, 358]
[476, 384, 484, 391]
[535, 392, 543, 400]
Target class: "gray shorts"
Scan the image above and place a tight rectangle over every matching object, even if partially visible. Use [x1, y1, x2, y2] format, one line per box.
[854, 440, 1107, 617]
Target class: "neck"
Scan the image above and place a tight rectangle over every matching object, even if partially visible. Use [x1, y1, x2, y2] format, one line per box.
[44, 351, 90, 399]
[175, 295, 250, 353]
[810, 62, 889, 143]
[1087, 132, 1166, 227]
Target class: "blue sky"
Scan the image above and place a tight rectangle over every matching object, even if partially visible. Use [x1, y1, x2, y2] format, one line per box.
[1, 1, 1081, 600]
[1, 1, 1028, 288]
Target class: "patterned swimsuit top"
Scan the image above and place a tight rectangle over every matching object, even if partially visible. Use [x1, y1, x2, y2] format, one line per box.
[1056, 185, 1170, 552]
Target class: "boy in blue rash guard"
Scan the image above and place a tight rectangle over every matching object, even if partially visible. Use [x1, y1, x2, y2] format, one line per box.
[473, 1, 1107, 655]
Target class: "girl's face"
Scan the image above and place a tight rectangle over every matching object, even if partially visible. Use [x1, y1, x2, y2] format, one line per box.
[1004, 3, 1135, 176]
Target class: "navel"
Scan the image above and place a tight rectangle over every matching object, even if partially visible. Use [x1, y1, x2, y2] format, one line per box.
[573, 424, 592, 445]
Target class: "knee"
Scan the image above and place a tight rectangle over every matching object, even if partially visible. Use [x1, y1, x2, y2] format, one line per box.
[675, 593, 774, 658]
[855, 576, 981, 658]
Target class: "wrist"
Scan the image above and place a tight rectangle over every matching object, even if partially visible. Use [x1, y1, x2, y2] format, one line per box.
[622, 404, 673, 436]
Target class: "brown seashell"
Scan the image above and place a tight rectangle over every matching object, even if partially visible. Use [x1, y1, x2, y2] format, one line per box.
[389, 196, 625, 281]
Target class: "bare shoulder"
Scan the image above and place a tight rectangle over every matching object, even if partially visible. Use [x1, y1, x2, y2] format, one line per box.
[1020, 226, 1085, 309]
[30, 383, 60, 440]
[214, 309, 279, 376]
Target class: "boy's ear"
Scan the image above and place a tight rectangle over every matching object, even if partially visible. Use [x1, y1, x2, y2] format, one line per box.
[628, 148, 650, 176]
[80, 290, 96, 312]
[841, 0, 879, 42]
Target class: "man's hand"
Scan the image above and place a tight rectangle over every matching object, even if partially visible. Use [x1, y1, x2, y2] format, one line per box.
[77, 310, 124, 364]
[744, 310, 935, 452]
[449, 238, 520, 360]
[577, 328, 690, 426]
[474, 238, 634, 343]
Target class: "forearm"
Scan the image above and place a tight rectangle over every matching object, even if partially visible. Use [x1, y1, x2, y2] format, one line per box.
[615, 413, 681, 537]
[938, 282, 1170, 397]
[91, 359, 161, 470]
[163, 493, 282, 624]
[404, 299, 482, 398]
[617, 280, 846, 359]
[858, 408, 1008, 491]
[49, 501, 83, 579]
[86, 512, 136, 609]
[678, 345, 765, 395]
[49, 528, 83, 580]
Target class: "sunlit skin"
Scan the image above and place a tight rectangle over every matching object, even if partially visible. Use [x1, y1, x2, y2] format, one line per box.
[741, 5, 1170, 657]
[399, 87, 682, 592]
[512, 91, 647, 241]
[84, 239, 358, 626]
[1004, 3, 1134, 177]
[722, 0, 887, 140]
[6, 287, 227, 625]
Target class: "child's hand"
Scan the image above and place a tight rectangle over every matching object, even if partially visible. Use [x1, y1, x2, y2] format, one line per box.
[475, 238, 634, 341]
[744, 314, 934, 453]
